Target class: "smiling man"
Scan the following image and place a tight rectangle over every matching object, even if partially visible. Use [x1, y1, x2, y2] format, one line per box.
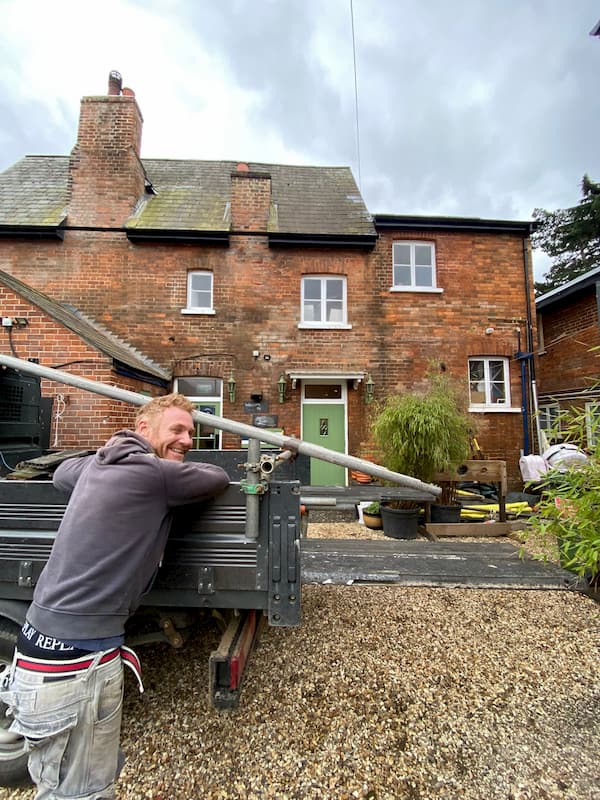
[0, 393, 229, 799]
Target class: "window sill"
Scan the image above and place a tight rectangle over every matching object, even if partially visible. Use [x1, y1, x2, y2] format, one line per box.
[297, 323, 352, 330]
[181, 308, 216, 315]
[389, 286, 443, 294]
[469, 406, 521, 413]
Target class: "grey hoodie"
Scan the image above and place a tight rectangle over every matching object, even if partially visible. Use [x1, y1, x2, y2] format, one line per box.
[27, 431, 229, 640]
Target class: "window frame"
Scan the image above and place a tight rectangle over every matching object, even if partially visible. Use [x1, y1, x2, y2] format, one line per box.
[173, 376, 222, 450]
[468, 357, 514, 411]
[538, 402, 562, 442]
[181, 270, 215, 315]
[585, 401, 600, 448]
[298, 275, 351, 329]
[390, 241, 441, 293]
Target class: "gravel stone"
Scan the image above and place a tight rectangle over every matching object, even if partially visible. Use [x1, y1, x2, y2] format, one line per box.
[1, 522, 598, 800]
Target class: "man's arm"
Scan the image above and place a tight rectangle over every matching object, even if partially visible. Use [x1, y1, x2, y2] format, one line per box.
[53, 454, 94, 493]
[161, 461, 230, 506]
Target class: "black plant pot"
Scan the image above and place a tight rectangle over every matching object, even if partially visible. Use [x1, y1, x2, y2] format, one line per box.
[430, 503, 462, 524]
[380, 504, 419, 539]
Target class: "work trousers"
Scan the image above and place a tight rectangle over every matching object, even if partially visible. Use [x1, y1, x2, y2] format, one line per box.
[0, 650, 124, 800]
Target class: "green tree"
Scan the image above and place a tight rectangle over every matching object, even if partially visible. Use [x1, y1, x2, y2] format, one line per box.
[533, 174, 600, 295]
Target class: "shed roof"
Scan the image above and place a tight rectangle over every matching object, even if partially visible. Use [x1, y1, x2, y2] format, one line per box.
[0, 269, 169, 382]
[536, 265, 600, 311]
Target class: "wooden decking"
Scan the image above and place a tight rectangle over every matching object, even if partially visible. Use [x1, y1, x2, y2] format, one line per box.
[301, 538, 583, 591]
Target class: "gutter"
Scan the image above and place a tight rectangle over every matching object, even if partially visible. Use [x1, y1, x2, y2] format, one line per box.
[268, 232, 377, 249]
[126, 229, 229, 245]
[374, 214, 534, 235]
[0, 225, 64, 240]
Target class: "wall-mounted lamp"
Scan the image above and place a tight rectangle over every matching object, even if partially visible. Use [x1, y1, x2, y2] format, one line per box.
[227, 373, 236, 403]
[278, 373, 287, 404]
[365, 374, 375, 404]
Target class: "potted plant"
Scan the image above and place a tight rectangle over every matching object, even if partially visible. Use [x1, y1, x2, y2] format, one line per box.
[362, 501, 383, 530]
[371, 370, 473, 537]
[524, 404, 599, 593]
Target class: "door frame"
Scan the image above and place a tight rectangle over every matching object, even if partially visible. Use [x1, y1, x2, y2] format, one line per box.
[300, 379, 348, 484]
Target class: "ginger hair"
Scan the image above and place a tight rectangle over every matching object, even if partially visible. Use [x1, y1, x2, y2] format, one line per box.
[135, 393, 194, 429]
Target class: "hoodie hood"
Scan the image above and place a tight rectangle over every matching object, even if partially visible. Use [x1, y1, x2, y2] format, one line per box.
[95, 430, 153, 466]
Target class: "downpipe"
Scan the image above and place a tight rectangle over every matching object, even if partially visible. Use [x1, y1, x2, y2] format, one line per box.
[0, 354, 442, 499]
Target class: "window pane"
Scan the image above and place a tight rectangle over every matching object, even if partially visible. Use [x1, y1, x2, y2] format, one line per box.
[415, 245, 432, 266]
[303, 279, 321, 300]
[305, 384, 342, 399]
[393, 265, 411, 286]
[489, 361, 506, 403]
[489, 361, 505, 382]
[415, 265, 433, 287]
[177, 377, 221, 396]
[540, 405, 560, 432]
[326, 301, 343, 322]
[490, 383, 506, 403]
[325, 279, 343, 300]
[469, 361, 484, 382]
[468, 360, 486, 403]
[188, 272, 212, 308]
[393, 243, 411, 264]
[303, 300, 320, 322]
[191, 273, 211, 291]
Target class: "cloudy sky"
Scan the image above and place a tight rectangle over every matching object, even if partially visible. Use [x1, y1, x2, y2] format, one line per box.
[1, 0, 598, 279]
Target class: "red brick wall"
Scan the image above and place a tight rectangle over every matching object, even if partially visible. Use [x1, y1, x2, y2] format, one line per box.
[0, 287, 162, 450]
[537, 292, 600, 395]
[0, 225, 534, 486]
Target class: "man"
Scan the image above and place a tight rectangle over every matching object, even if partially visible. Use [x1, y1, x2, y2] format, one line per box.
[1, 393, 229, 799]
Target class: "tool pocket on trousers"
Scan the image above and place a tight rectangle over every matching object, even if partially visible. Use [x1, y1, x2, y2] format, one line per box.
[6, 695, 78, 791]
[28, 725, 75, 789]
[88, 673, 124, 790]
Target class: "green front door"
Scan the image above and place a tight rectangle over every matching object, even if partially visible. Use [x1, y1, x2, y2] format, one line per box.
[302, 384, 346, 485]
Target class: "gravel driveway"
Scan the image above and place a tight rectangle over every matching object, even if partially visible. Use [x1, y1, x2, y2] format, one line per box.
[0, 525, 598, 800]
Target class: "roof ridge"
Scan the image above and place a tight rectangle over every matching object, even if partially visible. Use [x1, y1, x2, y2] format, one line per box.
[62, 305, 169, 376]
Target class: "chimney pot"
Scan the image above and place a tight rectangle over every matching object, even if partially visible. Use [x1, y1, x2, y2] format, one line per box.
[108, 71, 122, 95]
[121, 87, 135, 97]
[236, 162, 250, 172]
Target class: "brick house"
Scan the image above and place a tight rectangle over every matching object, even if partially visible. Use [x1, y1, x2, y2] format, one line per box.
[535, 265, 600, 446]
[0, 73, 536, 487]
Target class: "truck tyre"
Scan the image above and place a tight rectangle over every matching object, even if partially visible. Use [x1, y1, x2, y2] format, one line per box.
[0, 618, 29, 786]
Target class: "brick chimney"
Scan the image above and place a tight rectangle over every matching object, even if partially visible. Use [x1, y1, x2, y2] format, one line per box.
[230, 163, 272, 231]
[67, 71, 145, 227]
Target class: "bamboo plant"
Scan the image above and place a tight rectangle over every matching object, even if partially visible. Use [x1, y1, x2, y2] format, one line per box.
[525, 403, 599, 586]
[371, 370, 473, 508]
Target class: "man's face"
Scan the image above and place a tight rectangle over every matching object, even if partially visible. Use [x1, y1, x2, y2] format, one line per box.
[137, 406, 195, 461]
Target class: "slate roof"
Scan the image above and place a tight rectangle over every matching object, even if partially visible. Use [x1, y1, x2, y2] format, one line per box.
[0, 156, 375, 239]
[0, 157, 68, 228]
[0, 269, 169, 381]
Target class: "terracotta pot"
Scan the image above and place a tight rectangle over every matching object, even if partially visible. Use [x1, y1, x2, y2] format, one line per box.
[362, 512, 383, 530]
